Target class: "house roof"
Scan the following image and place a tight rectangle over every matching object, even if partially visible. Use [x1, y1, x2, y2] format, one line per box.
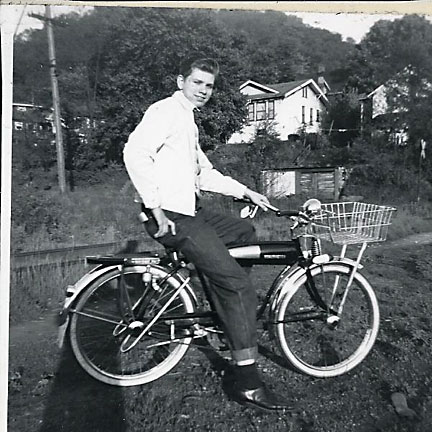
[245, 78, 329, 105]
[265, 79, 310, 95]
[239, 80, 279, 94]
[13, 102, 45, 109]
[366, 84, 385, 99]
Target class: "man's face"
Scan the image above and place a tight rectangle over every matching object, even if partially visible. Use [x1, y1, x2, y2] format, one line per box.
[177, 68, 215, 108]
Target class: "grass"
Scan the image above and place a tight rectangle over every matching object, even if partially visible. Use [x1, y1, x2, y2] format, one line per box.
[10, 260, 89, 324]
[119, 241, 432, 432]
[11, 179, 144, 253]
[389, 202, 432, 240]
[8, 182, 432, 431]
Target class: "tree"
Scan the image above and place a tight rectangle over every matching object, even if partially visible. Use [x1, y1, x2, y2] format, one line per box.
[215, 10, 355, 88]
[346, 14, 432, 93]
[321, 91, 361, 147]
[12, 7, 360, 177]
[93, 8, 249, 162]
[342, 14, 432, 184]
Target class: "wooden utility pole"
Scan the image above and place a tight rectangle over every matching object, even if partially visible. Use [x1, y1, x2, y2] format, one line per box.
[46, 5, 67, 193]
[30, 7, 67, 193]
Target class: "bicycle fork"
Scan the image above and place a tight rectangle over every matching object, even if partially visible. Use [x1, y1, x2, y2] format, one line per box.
[330, 242, 368, 317]
[302, 244, 367, 326]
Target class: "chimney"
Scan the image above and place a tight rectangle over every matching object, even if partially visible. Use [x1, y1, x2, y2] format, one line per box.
[317, 64, 327, 94]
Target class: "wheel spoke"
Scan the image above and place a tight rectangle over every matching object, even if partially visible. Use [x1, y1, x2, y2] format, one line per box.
[276, 263, 379, 377]
[69, 266, 195, 386]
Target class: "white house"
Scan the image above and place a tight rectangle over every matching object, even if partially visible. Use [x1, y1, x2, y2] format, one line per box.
[360, 83, 410, 145]
[228, 78, 330, 144]
[359, 66, 432, 145]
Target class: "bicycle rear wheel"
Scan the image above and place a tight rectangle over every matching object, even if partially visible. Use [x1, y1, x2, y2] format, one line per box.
[69, 265, 195, 386]
[274, 262, 379, 378]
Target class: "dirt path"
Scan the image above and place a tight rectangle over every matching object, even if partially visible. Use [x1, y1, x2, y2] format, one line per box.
[380, 231, 432, 248]
[8, 232, 432, 432]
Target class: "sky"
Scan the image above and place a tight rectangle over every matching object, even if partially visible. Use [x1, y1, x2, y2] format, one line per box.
[11, 5, 415, 43]
[290, 11, 404, 42]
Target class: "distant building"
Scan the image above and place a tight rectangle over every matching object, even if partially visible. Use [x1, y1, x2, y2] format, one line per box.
[261, 166, 345, 200]
[228, 77, 330, 144]
[359, 84, 409, 146]
[359, 66, 431, 145]
[12, 102, 92, 145]
[12, 103, 54, 137]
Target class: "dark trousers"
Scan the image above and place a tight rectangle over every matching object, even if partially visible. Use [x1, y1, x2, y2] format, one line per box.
[144, 206, 258, 363]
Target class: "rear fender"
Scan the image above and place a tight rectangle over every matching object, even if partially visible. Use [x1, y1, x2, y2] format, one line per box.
[57, 263, 198, 348]
[57, 264, 118, 348]
[58, 264, 198, 322]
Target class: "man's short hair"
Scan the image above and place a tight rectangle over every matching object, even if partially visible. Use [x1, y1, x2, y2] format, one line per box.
[179, 57, 220, 78]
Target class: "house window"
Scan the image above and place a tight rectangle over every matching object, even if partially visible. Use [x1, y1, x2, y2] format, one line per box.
[301, 106, 305, 124]
[248, 100, 276, 122]
[248, 103, 255, 122]
[316, 109, 320, 122]
[256, 101, 266, 120]
[268, 100, 275, 119]
[310, 108, 313, 125]
[14, 121, 24, 130]
[302, 87, 308, 98]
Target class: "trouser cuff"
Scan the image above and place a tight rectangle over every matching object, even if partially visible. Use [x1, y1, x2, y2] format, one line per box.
[231, 346, 258, 363]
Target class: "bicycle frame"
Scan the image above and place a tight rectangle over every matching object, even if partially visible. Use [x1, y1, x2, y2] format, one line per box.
[113, 239, 306, 350]
[58, 232, 365, 350]
[62, 200, 392, 384]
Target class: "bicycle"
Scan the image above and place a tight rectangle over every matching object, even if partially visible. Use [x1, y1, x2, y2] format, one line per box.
[57, 198, 396, 387]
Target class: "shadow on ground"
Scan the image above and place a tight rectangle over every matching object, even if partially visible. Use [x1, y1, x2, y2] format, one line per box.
[38, 341, 127, 432]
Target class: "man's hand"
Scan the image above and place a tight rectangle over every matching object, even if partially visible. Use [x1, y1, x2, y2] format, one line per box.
[151, 208, 176, 238]
[243, 188, 271, 211]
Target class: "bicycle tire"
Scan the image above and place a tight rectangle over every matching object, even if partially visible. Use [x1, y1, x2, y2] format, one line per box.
[69, 265, 195, 386]
[274, 262, 379, 378]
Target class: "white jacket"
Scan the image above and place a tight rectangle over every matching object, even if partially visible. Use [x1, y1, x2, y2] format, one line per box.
[123, 91, 246, 216]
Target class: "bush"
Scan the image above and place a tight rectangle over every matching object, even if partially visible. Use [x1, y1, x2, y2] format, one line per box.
[10, 165, 141, 252]
[310, 135, 432, 204]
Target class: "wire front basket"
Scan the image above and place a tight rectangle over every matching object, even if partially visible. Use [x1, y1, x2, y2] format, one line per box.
[311, 201, 397, 245]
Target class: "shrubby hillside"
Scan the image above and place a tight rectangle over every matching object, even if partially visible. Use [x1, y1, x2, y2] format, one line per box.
[11, 8, 432, 252]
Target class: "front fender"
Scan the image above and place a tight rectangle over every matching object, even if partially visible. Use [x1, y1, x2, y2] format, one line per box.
[269, 257, 363, 317]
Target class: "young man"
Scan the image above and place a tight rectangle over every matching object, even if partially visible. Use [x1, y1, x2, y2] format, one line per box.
[123, 57, 292, 411]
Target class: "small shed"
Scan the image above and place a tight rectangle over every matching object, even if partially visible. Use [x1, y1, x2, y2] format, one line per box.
[261, 166, 345, 201]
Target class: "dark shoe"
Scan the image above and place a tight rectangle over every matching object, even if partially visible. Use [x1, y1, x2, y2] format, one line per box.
[230, 384, 294, 411]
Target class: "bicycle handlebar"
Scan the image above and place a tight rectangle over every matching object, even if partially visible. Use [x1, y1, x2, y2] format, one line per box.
[234, 197, 314, 223]
[276, 209, 303, 218]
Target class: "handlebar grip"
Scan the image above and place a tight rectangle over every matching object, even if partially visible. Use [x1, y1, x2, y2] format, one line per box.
[233, 197, 253, 204]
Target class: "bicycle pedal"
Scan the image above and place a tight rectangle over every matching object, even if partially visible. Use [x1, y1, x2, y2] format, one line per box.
[206, 332, 230, 351]
[193, 327, 208, 337]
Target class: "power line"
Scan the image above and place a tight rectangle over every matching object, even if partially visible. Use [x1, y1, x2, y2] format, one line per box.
[13, 5, 27, 38]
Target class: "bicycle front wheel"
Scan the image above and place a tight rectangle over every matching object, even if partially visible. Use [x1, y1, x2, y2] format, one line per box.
[274, 263, 379, 378]
[69, 265, 195, 386]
